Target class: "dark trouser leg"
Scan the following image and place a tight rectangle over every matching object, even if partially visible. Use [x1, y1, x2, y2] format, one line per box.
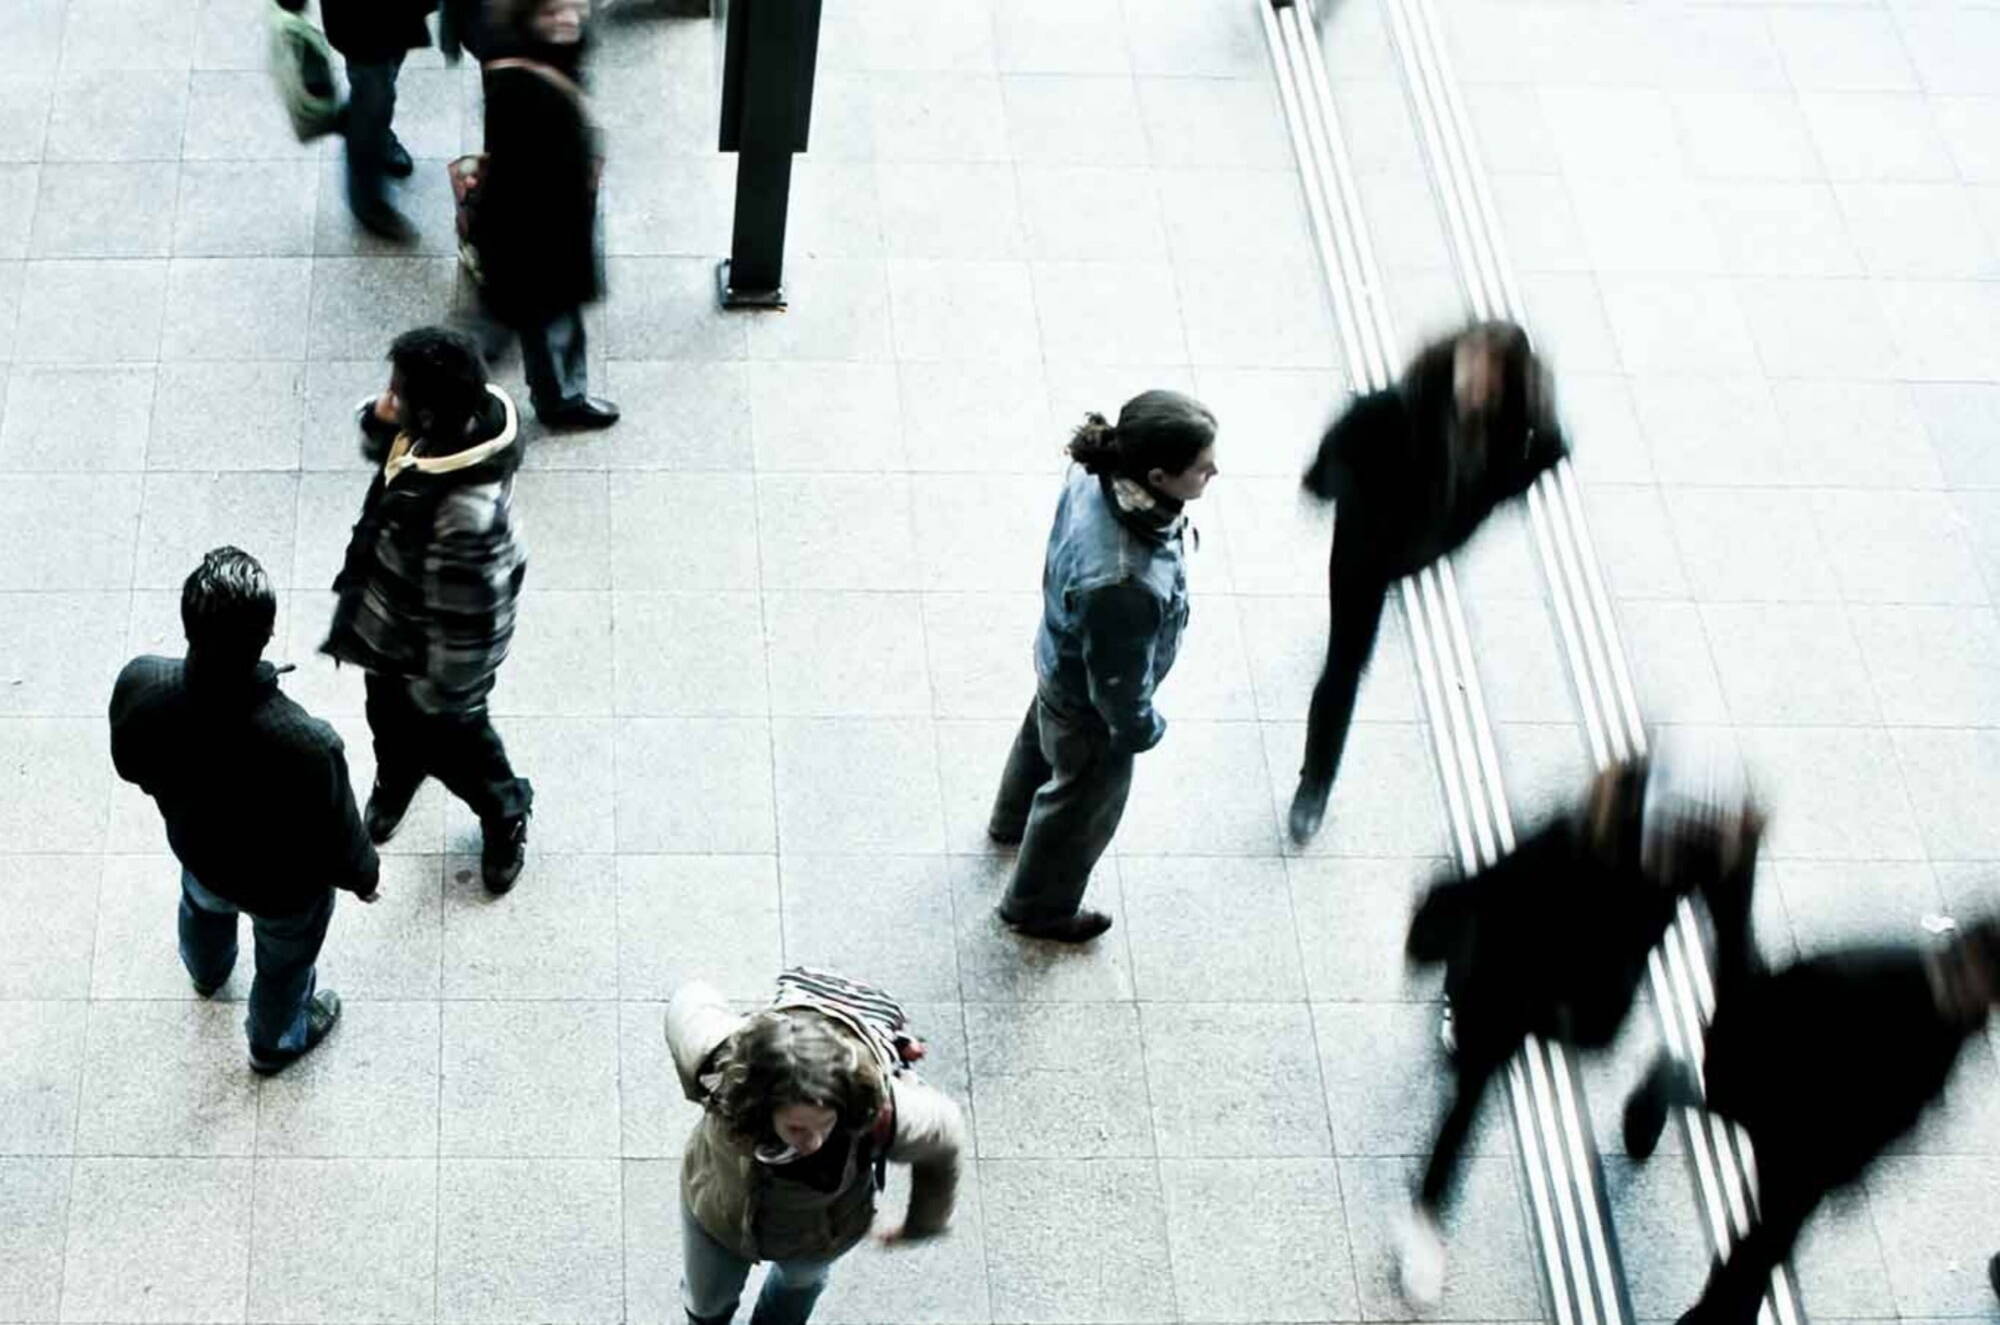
[244, 890, 335, 1057]
[1624, 1053, 1703, 1160]
[426, 707, 534, 825]
[342, 55, 404, 215]
[681, 1199, 754, 1325]
[177, 871, 240, 993]
[520, 306, 589, 416]
[988, 698, 1053, 840]
[1419, 1055, 1497, 1217]
[999, 698, 1134, 925]
[1682, 1153, 1813, 1325]
[1300, 526, 1391, 789]
[363, 671, 430, 809]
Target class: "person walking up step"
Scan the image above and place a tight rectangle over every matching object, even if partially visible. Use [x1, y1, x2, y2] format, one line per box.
[323, 326, 534, 894]
[987, 391, 1220, 944]
[1289, 319, 1567, 844]
[321, 0, 435, 241]
[110, 547, 378, 1075]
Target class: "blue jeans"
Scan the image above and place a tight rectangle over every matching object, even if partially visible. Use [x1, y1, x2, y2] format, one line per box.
[178, 873, 334, 1057]
[681, 1200, 836, 1325]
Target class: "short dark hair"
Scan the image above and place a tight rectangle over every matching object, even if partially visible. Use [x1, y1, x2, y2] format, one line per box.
[181, 546, 275, 661]
[1066, 389, 1217, 481]
[388, 326, 488, 442]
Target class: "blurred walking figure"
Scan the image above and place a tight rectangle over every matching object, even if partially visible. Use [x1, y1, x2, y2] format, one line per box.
[320, 0, 435, 241]
[472, 0, 619, 430]
[988, 392, 1220, 944]
[1624, 851, 2000, 1324]
[665, 971, 966, 1325]
[1397, 760, 1738, 1307]
[110, 548, 379, 1075]
[323, 327, 534, 895]
[1289, 320, 1566, 843]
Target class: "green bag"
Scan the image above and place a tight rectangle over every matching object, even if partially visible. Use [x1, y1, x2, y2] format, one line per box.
[267, 2, 342, 142]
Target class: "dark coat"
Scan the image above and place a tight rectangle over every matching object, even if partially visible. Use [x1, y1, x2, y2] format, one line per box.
[475, 53, 601, 326]
[109, 656, 379, 915]
[1303, 331, 1568, 580]
[322, 387, 528, 716]
[320, 0, 436, 62]
[1408, 814, 1674, 1067]
[1704, 947, 1972, 1192]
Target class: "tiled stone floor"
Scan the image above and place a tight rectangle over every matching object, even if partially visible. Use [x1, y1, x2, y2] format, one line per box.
[1, 0, 1998, 1322]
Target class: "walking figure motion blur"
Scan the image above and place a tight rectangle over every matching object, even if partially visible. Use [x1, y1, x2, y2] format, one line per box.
[323, 327, 534, 894]
[1397, 759, 1739, 1307]
[319, 0, 434, 241]
[1623, 836, 2000, 1324]
[987, 392, 1220, 944]
[665, 970, 967, 1325]
[471, 0, 620, 431]
[1289, 320, 1567, 844]
[110, 548, 380, 1075]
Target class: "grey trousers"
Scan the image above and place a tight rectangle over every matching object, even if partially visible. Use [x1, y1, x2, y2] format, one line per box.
[990, 694, 1135, 924]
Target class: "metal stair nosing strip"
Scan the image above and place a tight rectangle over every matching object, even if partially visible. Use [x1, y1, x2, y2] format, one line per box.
[1255, 6, 1624, 1325]
[1371, 0, 1807, 1321]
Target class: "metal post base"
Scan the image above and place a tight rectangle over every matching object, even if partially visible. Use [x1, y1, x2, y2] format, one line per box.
[716, 259, 786, 311]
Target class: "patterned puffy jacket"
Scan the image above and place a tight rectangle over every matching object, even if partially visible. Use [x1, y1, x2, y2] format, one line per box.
[322, 385, 527, 716]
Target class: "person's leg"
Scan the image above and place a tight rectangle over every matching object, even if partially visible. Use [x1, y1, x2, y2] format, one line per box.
[1623, 1053, 1704, 1161]
[681, 1200, 756, 1325]
[1418, 1056, 1497, 1218]
[363, 672, 430, 833]
[523, 307, 616, 427]
[1680, 1155, 1814, 1325]
[1292, 527, 1390, 842]
[999, 699, 1134, 926]
[748, 1254, 837, 1325]
[988, 698, 1053, 844]
[425, 707, 532, 825]
[341, 55, 406, 226]
[177, 871, 239, 996]
[244, 889, 335, 1059]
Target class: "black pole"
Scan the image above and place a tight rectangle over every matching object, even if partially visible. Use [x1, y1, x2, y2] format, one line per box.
[716, 0, 821, 310]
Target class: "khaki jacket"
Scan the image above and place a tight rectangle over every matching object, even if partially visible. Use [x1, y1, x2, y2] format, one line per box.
[664, 982, 966, 1263]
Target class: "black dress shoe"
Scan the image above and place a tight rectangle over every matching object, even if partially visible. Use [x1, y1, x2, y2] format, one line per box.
[1288, 776, 1331, 845]
[999, 908, 1113, 944]
[537, 397, 621, 431]
[385, 137, 414, 178]
[482, 813, 529, 895]
[353, 203, 416, 243]
[987, 821, 1024, 847]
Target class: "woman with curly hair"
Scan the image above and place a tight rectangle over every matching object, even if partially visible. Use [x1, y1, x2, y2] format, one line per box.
[663, 978, 966, 1325]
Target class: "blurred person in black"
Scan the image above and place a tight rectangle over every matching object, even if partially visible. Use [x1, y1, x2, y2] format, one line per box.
[111, 548, 379, 1075]
[1289, 320, 1567, 844]
[320, 0, 436, 241]
[1624, 848, 2000, 1324]
[1397, 760, 1753, 1307]
[471, 0, 619, 430]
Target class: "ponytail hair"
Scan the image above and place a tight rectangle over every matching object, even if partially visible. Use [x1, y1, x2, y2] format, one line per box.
[1066, 389, 1217, 480]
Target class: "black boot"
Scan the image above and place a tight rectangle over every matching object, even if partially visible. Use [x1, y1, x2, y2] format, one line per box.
[999, 908, 1113, 944]
[365, 780, 416, 845]
[537, 397, 621, 431]
[482, 813, 529, 894]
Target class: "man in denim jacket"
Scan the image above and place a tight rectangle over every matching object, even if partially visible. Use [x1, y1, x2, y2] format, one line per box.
[988, 390, 1219, 944]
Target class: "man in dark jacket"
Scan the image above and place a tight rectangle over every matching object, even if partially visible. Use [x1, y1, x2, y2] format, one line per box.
[1290, 320, 1568, 844]
[321, 0, 436, 240]
[110, 548, 378, 1075]
[1623, 852, 2000, 1325]
[323, 326, 534, 895]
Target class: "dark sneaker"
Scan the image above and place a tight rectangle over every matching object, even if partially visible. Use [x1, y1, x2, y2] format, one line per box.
[365, 781, 415, 846]
[1288, 777, 1331, 846]
[249, 990, 342, 1076]
[537, 397, 621, 431]
[385, 136, 414, 178]
[999, 907, 1113, 944]
[481, 813, 529, 895]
